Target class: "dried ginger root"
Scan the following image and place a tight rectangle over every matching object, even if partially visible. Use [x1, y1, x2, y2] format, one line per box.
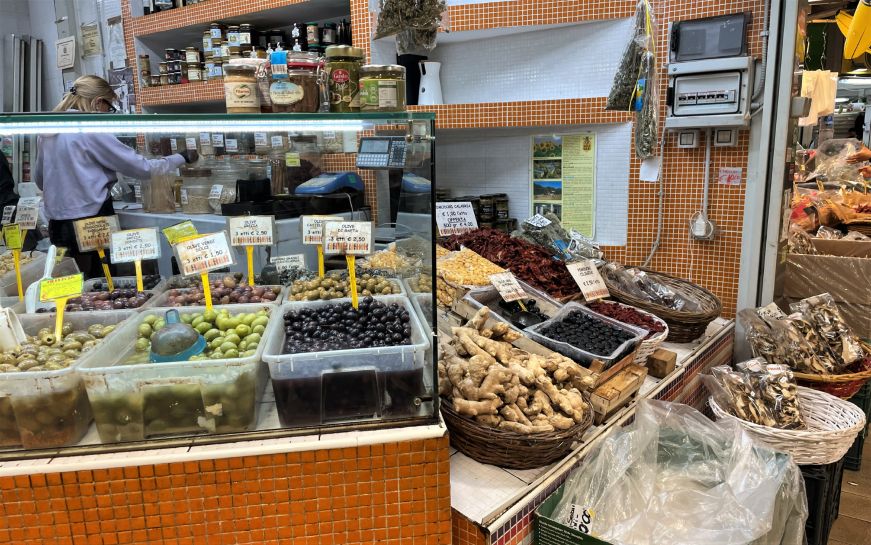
[548, 413, 575, 430]
[498, 421, 554, 434]
[453, 397, 502, 416]
[501, 403, 532, 426]
[465, 306, 490, 331]
[476, 415, 502, 427]
[536, 375, 582, 421]
[454, 327, 513, 363]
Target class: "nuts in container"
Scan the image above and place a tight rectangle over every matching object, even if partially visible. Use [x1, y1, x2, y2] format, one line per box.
[437, 248, 504, 287]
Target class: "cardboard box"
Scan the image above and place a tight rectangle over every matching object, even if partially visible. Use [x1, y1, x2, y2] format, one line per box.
[535, 483, 612, 545]
[810, 239, 871, 258]
[783, 254, 871, 337]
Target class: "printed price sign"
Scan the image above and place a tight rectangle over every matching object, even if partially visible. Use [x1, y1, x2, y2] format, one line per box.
[162, 220, 199, 245]
[301, 215, 341, 245]
[39, 273, 84, 302]
[210, 185, 224, 200]
[1, 206, 15, 225]
[185, 137, 197, 150]
[16, 197, 40, 230]
[271, 135, 283, 148]
[435, 202, 478, 236]
[323, 221, 373, 256]
[525, 214, 552, 228]
[199, 132, 211, 146]
[73, 216, 119, 251]
[489, 272, 528, 303]
[285, 152, 301, 167]
[254, 133, 268, 147]
[110, 228, 161, 263]
[567, 260, 609, 301]
[225, 138, 239, 153]
[2, 224, 22, 250]
[271, 254, 306, 272]
[174, 232, 235, 276]
[211, 133, 225, 147]
[228, 215, 275, 246]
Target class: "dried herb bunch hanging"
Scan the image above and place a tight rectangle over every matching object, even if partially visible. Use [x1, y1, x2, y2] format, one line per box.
[375, 0, 447, 54]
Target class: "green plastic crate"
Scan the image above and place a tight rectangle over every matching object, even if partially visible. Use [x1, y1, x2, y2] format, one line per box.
[845, 383, 871, 471]
[535, 483, 612, 545]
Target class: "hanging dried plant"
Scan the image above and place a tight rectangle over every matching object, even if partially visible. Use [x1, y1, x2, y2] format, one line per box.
[375, 0, 447, 53]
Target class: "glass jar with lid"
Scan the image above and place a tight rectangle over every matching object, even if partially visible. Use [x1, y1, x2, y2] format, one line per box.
[223, 64, 260, 113]
[227, 25, 240, 47]
[359, 64, 406, 112]
[269, 50, 321, 113]
[325, 45, 363, 113]
[239, 24, 254, 46]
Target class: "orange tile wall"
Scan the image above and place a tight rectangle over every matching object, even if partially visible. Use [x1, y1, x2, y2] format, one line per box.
[0, 437, 452, 545]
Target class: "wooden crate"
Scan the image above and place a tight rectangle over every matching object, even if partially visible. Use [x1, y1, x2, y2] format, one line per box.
[589, 364, 648, 424]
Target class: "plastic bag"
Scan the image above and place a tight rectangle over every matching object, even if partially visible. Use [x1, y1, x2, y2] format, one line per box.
[513, 212, 603, 261]
[602, 263, 701, 312]
[808, 138, 865, 185]
[843, 230, 870, 241]
[738, 309, 784, 364]
[791, 293, 864, 366]
[767, 314, 840, 374]
[787, 224, 817, 255]
[374, 0, 448, 55]
[553, 400, 807, 545]
[815, 225, 843, 239]
[705, 363, 777, 426]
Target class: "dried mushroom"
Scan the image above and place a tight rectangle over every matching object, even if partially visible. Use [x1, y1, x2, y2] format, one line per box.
[791, 293, 864, 367]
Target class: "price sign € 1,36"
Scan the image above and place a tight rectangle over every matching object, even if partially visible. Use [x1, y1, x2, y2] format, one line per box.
[435, 201, 478, 236]
[322, 221, 373, 256]
[229, 215, 275, 246]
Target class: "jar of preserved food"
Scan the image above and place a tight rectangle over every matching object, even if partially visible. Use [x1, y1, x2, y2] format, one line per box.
[159, 61, 168, 74]
[239, 24, 254, 46]
[325, 45, 363, 113]
[268, 29, 284, 47]
[160, 73, 169, 85]
[184, 47, 200, 63]
[187, 63, 203, 81]
[229, 45, 242, 59]
[269, 50, 321, 113]
[359, 64, 406, 112]
[209, 22, 223, 39]
[150, 74, 161, 87]
[223, 64, 260, 113]
[306, 23, 320, 46]
[495, 194, 510, 219]
[202, 30, 212, 53]
[138, 54, 151, 87]
[321, 23, 338, 45]
[227, 25, 240, 47]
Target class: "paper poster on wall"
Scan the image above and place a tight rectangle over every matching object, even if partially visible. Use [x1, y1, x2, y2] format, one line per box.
[107, 16, 127, 69]
[530, 133, 596, 238]
[81, 22, 102, 57]
[56, 36, 76, 69]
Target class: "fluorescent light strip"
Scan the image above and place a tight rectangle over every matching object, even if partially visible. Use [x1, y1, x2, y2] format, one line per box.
[0, 120, 367, 135]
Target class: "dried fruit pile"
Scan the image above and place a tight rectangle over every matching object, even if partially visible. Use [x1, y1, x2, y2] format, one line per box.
[587, 300, 665, 339]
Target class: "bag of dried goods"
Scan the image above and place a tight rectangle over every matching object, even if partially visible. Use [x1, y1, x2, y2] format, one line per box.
[790, 293, 864, 366]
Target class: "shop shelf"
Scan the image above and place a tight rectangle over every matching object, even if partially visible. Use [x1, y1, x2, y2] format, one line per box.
[801, 457, 846, 545]
[139, 80, 224, 111]
[262, 295, 429, 428]
[0, 310, 137, 449]
[408, 99, 632, 130]
[845, 382, 871, 470]
[76, 304, 275, 443]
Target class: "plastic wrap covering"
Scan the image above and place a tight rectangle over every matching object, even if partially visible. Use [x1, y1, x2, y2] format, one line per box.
[768, 315, 841, 374]
[787, 224, 817, 255]
[513, 212, 603, 261]
[552, 400, 808, 545]
[602, 264, 700, 311]
[738, 309, 785, 366]
[791, 293, 864, 365]
[374, 0, 449, 54]
[815, 225, 843, 239]
[808, 139, 865, 185]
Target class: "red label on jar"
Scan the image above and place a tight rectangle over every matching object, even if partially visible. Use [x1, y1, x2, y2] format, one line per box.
[332, 69, 350, 84]
[233, 85, 253, 99]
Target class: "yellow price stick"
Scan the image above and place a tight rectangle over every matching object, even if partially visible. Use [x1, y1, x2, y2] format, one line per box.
[201, 272, 213, 312]
[12, 249, 22, 300]
[317, 245, 325, 278]
[96, 248, 115, 292]
[246, 245, 255, 285]
[134, 260, 144, 292]
[53, 297, 69, 340]
[346, 255, 358, 309]
[39, 273, 84, 340]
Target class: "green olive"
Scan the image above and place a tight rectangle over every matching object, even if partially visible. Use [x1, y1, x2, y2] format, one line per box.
[223, 348, 239, 359]
[203, 329, 221, 342]
[219, 342, 237, 353]
[135, 338, 150, 352]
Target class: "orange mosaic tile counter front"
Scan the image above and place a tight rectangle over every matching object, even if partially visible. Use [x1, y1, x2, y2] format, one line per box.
[0, 433, 452, 545]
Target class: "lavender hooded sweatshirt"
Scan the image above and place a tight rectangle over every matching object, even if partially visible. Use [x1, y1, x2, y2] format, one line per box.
[33, 129, 186, 221]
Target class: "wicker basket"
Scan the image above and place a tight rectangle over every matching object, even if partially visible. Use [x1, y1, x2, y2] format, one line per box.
[792, 357, 871, 399]
[603, 268, 721, 343]
[441, 399, 594, 469]
[709, 386, 867, 465]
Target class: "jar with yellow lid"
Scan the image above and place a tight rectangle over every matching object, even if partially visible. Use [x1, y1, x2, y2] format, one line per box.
[359, 64, 406, 112]
[325, 45, 363, 113]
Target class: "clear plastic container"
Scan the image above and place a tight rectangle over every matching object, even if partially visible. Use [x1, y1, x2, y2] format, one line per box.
[4, 256, 80, 298]
[463, 279, 564, 333]
[0, 250, 46, 296]
[84, 276, 167, 294]
[76, 304, 275, 443]
[181, 185, 214, 214]
[150, 284, 284, 307]
[262, 295, 429, 428]
[409, 292, 434, 395]
[0, 310, 136, 449]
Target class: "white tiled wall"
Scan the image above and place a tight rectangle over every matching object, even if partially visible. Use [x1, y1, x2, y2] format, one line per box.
[436, 123, 631, 246]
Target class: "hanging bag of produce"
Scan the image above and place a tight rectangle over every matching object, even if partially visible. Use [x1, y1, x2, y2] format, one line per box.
[374, 0, 449, 55]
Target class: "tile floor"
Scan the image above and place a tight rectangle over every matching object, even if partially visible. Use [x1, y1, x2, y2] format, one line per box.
[830, 439, 871, 545]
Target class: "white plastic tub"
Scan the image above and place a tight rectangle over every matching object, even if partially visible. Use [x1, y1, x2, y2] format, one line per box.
[409, 292, 435, 395]
[0, 251, 46, 296]
[84, 275, 167, 294]
[76, 304, 275, 443]
[0, 310, 136, 449]
[262, 295, 429, 428]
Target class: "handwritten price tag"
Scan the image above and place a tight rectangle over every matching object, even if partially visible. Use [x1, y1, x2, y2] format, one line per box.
[301, 215, 341, 245]
[211, 133, 225, 147]
[199, 132, 211, 146]
[525, 214, 552, 228]
[1, 206, 15, 225]
[73, 216, 119, 252]
[185, 137, 197, 150]
[162, 220, 199, 245]
[174, 232, 234, 276]
[2, 224, 22, 250]
[271, 254, 306, 272]
[489, 272, 527, 303]
[435, 202, 478, 236]
[322, 221, 373, 256]
[228, 215, 275, 246]
[15, 197, 40, 230]
[110, 228, 161, 263]
[39, 273, 84, 302]
[567, 260, 609, 301]
[254, 133, 268, 147]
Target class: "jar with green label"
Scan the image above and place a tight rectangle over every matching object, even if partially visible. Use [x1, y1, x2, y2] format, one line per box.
[359, 64, 406, 112]
[325, 45, 363, 113]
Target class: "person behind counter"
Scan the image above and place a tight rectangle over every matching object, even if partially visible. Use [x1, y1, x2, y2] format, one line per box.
[32, 75, 198, 277]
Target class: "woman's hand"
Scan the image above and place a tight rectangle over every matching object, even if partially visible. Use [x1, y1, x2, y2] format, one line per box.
[861, 166, 871, 179]
[179, 150, 199, 164]
[847, 145, 871, 164]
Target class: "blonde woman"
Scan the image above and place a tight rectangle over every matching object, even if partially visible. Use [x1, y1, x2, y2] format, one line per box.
[32, 75, 197, 276]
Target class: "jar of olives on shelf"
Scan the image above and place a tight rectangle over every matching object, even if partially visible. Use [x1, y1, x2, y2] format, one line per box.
[325, 45, 363, 113]
[359, 64, 406, 112]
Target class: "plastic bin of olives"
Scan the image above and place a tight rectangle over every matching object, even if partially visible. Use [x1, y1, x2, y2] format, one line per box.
[75, 304, 273, 443]
[0, 310, 136, 449]
[286, 271, 405, 302]
[151, 273, 282, 307]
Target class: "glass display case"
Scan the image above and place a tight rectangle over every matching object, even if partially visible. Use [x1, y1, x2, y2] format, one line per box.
[0, 112, 437, 457]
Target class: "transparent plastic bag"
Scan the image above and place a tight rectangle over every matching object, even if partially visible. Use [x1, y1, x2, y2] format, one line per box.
[602, 263, 700, 312]
[767, 315, 840, 374]
[791, 293, 864, 366]
[704, 363, 777, 427]
[374, 0, 448, 55]
[553, 400, 808, 545]
[815, 225, 843, 239]
[738, 309, 784, 364]
[808, 138, 865, 185]
[606, 0, 655, 111]
[513, 212, 603, 260]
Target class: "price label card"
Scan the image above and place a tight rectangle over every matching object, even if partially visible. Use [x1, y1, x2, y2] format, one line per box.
[254, 133, 268, 147]
[174, 232, 235, 276]
[271, 135, 283, 148]
[210, 184, 224, 200]
[180, 188, 189, 205]
[285, 152, 301, 167]
[110, 228, 161, 263]
[2, 224, 22, 250]
[1, 206, 15, 225]
[225, 138, 239, 153]
[435, 202, 478, 236]
[271, 254, 306, 272]
[199, 132, 211, 146]
[134, 183, 142, 200]
[73, 215, 120, 251]
[162, 220, 199, 245]
[489, 272, 528, 303]
[525, 214, 552, 228]
[567, 260, 610, 301]
[228, 215, 275, 246]
[39, 273, 84, 302]
[185, 137, 197, 150]
[170, 139, 178, 152]
[301, 215, 342, 245]
[211, 133, 225, 147]
[16, 197, 40, 230]
[323, 221, 373, 256]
